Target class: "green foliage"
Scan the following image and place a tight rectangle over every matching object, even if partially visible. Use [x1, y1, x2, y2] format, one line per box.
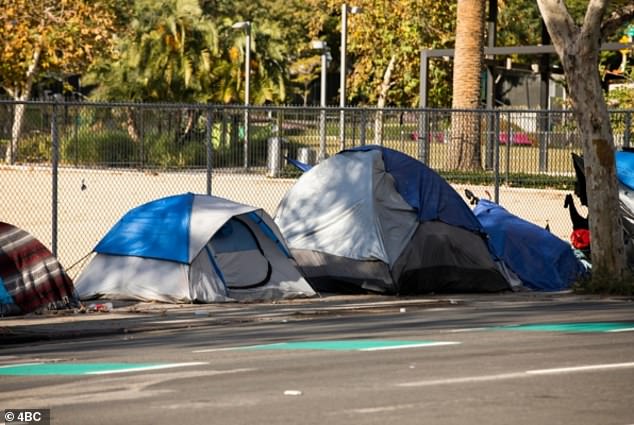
[305, 0, 457, 107]
[0, 0, 119, 99]
[61, 129, 136, 166]
[143, 133, 206, 168]
[608, 86, 634, 109]
[85, 0, 312, 105]
[606, 65, 634, 109]
[210, 0, 313, 104]
[440, 169, 577, 190]
[15, 133, 51, 162]
[86, 0, 219, 103]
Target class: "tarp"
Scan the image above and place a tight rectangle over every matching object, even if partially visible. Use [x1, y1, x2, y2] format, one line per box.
[474, 199, 586, 291]
[0, 222, 77, 315]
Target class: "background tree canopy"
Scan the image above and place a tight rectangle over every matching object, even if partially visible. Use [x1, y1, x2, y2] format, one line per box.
[0, 0, 632, 107]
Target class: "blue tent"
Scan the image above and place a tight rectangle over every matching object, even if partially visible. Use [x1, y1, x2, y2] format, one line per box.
[616, 150, 634, 190]
[474, 199, 586, 291]
[76, 193, 315, 303]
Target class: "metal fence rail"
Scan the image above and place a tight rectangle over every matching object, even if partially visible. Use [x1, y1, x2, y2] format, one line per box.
[0, 100, 632, 277]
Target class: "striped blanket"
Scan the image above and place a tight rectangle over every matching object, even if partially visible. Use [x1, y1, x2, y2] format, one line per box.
[0, 222, 77, 315]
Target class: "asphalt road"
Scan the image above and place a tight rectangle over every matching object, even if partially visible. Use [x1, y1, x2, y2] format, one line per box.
[1, 298, 634, 425]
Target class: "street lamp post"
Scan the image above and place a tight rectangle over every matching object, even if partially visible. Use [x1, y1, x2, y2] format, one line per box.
[311, 40, 330, 162]
[339, 4, 362, 151]
[232, 21, 251, 169]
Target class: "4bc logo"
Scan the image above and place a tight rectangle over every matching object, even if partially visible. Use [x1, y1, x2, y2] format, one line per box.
[3, 409, 50, 425]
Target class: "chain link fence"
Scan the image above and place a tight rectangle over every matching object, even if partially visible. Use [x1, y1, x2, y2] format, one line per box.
[1, 100, 631, 278]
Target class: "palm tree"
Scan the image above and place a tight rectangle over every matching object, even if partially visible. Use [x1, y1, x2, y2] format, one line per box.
[449, 0, 486, 170]
[213, 18, 288, 105]
[87, 0, 219, 141]
[89, 0, 219, 101]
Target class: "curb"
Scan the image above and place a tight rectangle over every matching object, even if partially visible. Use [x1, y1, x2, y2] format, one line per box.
[1, 298, 456, 345]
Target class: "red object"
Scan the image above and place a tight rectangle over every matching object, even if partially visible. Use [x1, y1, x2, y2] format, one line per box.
[499, 132, 533, 146]
[570, 229, 591, 249]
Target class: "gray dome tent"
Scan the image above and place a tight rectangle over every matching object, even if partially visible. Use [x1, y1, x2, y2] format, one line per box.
[274, 147, 509, 294]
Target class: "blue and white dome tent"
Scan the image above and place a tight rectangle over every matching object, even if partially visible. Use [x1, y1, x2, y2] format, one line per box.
[75, 193, 315, 303]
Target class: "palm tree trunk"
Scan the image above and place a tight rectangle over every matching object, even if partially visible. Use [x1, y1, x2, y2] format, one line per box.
[449, 0, 485, 171]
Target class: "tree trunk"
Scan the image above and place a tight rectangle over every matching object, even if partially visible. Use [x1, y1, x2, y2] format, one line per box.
[449, 0, 485, 171]
[7, 97, 27, 164]
[374, 55, 396, 145]
[126, 107, 141, 144]
[537, 0, 626, 281]
[5, 46, 42, 164]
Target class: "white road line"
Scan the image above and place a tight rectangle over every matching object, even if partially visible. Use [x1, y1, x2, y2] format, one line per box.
[360, 342, 461, 351]
[446, 327, 488, 333]
[400, 372, 527, 387]
[351, 404, 418, 414]
[193, 346, 252, 353]
[399, 361, 634, 387]
[86, 361, 209, 375]
[193, 343, 285, 353]
[0, 362, 44, 369]
[147, 318, 218, 325]
[526, 362, 634, 375]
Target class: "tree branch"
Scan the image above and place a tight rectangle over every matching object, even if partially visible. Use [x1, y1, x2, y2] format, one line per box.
[601, 4, 634, 40]
[536, 0, 578, 57]
[583, 0, 608, 36]
[579, 0, 609, 56]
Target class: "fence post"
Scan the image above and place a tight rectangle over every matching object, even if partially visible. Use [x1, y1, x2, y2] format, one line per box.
[359, 109, 366, 146]
[538, 110, 549, 172]
[51, 97, 61, 257]
[220, 108, 227, 148]
[319, 106, 327, 161]
[399, 111, 405, 152]
[139, 106, 145, 170]
[485, 110, 495, 170]
[625, 111, 632, 149]
[268, 109, 284, 177]
[418, 109, 430, 164]
[205, 106, 214, 195]
[505, 110, 511, 185]
[339, 106, 346, 151]
[244, 106, 250, 169]
[73, 106, 80, 166]
[493, 109, 500, 204]
[351, 110, 357, 147]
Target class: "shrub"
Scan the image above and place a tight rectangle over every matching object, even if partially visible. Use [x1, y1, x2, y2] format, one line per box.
[61, 129, 136, 166]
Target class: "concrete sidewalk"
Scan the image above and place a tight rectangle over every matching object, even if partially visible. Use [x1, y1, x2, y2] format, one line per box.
[0, 291, 609, 345]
